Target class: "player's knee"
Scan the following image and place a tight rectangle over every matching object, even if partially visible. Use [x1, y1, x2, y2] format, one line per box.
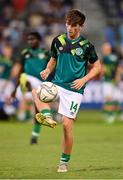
[62, 118, 73, 130]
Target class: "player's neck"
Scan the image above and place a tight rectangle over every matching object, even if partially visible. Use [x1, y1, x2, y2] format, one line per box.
[31, 46, 38, 50]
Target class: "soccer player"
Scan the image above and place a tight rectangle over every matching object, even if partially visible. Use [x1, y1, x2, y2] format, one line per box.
[101, 42, 121, 123]
[32, 10, 102, 172]
[9, 31, 56, 144]
[0, 42, 15, 119]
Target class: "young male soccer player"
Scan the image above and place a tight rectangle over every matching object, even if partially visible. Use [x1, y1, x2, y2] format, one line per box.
[32, 9, 102, 172]
[9, 31, 56, 144]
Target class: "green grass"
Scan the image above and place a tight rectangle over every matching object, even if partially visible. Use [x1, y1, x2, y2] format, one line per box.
[0, 110, 123, 179]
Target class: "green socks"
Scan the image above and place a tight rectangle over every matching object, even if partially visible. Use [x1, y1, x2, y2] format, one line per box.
[41, 109, 53, 118]
[32, 123, 41, 137]
[60, 153, 71, 163]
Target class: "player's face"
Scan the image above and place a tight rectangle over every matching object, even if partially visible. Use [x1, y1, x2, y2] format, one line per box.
[27, 35, 39, 48]
[66, 22, 82, 39]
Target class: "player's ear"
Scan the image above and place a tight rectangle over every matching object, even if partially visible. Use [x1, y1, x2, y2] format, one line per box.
[80, 25, 83, 30]
[81, 24, 84, 28]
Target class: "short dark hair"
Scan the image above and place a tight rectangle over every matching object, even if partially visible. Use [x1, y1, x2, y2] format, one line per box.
[65, 9, 86, 26]
[27, 31, 42, 40]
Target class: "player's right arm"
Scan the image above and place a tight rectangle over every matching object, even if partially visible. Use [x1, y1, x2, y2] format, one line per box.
[40, 57, 56, 80]
[41, 37, 57, 80]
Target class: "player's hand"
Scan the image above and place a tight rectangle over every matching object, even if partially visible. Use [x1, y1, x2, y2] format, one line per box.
[71, 78, 86, 90]
[40, 68, 50, 80]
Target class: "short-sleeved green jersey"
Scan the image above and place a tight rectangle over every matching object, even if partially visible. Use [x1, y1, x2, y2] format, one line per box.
[0, 56, 12, 79]
[51, 33, 98, 94]
[102, 54, 118, 82]
[21, 47, 52, 81]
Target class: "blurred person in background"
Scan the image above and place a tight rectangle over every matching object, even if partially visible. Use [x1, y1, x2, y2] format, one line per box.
[0, 40, 16, 119]
[8, 31, 54, 145]
[115, 58, 123, 120]
[32, 9, 101, 172]
[82, 64, 102, 104]
[101, 42, 122, 123]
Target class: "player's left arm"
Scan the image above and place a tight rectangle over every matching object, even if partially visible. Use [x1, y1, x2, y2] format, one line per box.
[71, 59, 102, 90]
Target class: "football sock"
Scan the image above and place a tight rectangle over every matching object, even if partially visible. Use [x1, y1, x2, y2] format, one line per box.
[51, 108, 57, 115]
[102, 101, 118, 117]
[41, 109, 53, 118]
[32, 122, 41, 138]
[60, 153, 71, 164]
[25, 110, 32, 120]
[17, 111, 25, 121]
[103, 110, 115, 116]
[25, 101, 34, 120]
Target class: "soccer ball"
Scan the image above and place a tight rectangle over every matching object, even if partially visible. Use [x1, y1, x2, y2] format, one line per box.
[36, 82, 58, 103]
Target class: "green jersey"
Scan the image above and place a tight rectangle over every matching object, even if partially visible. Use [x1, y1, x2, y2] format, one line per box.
[21, 47, 52, 81]
[51, 33, 98, 94]
[0, 56, 12, 79]
[102, 54, 118, 82]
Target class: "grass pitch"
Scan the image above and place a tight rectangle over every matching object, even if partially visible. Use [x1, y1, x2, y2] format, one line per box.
[0, 110, 123, 179]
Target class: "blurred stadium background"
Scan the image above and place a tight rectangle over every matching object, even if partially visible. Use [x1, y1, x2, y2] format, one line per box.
[0, 0, 123, 179]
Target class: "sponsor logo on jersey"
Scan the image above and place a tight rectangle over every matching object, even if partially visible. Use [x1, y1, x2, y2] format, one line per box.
[25, 54, 30, 58]
[59, 46, 63, 51]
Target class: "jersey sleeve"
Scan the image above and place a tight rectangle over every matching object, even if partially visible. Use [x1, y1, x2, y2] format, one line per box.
[86, 44, 98, 64]
[50, 38, 58, 59]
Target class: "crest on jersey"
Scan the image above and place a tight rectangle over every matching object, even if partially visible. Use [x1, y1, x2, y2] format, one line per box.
[76, 48, 83, 56]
